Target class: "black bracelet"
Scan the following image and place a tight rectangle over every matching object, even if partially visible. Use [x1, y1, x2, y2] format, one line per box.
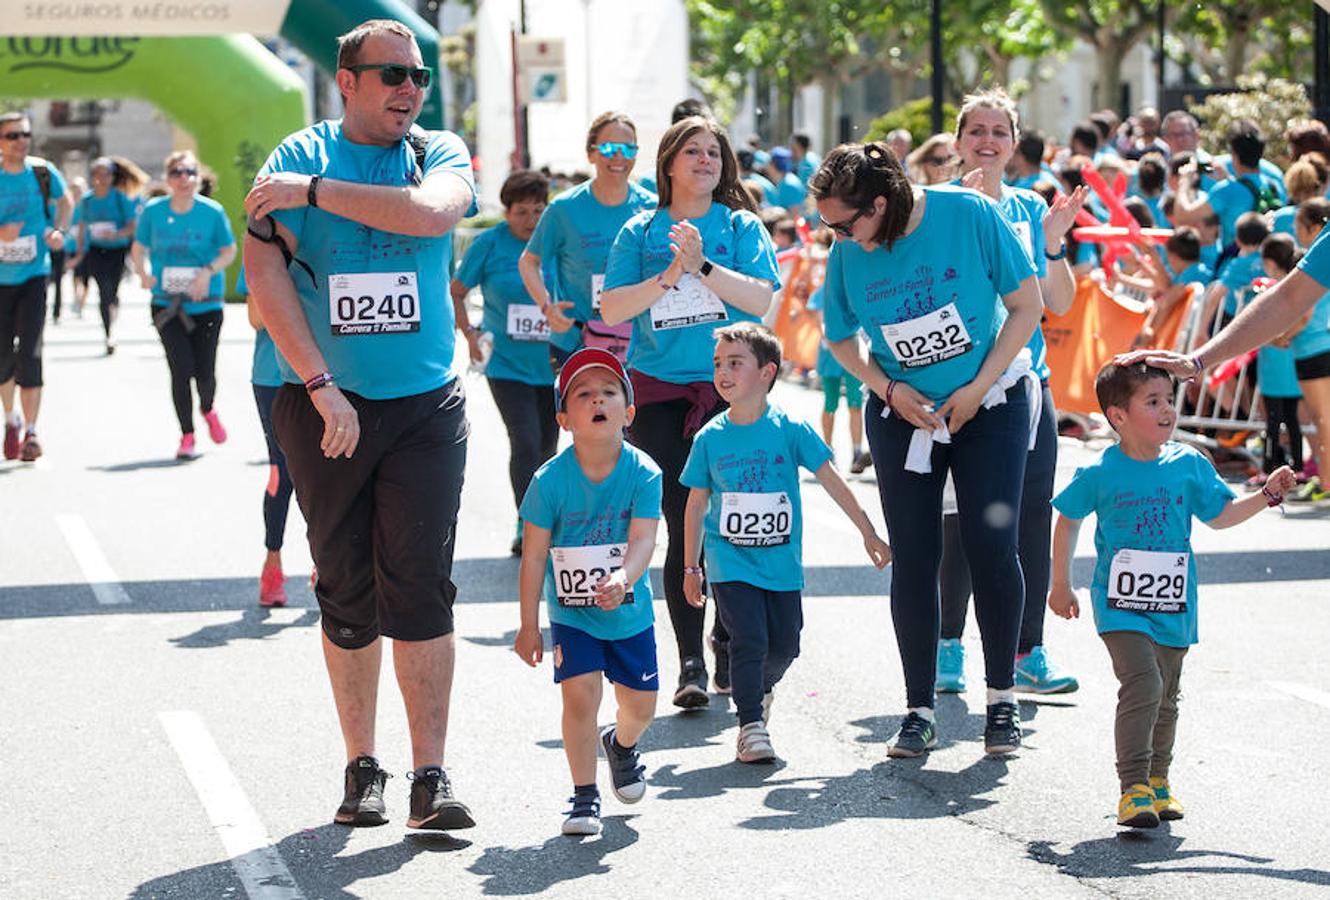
[1262, 486, 1283, 507]
[304, 372, 335, 393]
[307, 175, 321, 209]
[1045, 243, 1067, 261]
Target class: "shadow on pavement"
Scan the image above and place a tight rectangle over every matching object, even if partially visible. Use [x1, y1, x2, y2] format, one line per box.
[130, 822, 471, 900]
[89, 458, 197, 472]
[467, 815, 639, 895]
[169, 606, 322, 648]
[1027, 833, 1330, 887]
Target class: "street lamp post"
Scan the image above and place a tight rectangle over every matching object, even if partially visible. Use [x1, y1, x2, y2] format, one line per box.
[931, 0, 943, 135]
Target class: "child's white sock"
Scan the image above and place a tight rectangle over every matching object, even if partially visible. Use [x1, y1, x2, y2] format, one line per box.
[908, 706, 935, 723]
[987, 688, 1016, 706]
[5, 411, 19, 427]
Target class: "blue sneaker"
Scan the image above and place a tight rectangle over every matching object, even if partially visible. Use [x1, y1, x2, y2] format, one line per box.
[935, 638, 966, 693]
[1014, 646, 1079, 694]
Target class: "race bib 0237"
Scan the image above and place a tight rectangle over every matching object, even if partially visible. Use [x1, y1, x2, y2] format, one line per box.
[1107, 548, 1189, 614]
[551, 543, 634, 608]
[881, 302, 973, 369]
[328, 271, 421, 336]
[719, 491, 793, 547]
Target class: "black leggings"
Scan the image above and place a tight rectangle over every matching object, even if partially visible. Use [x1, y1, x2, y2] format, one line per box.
[48, 250, 65, 321]
[627, 395, 728, 662]
[486, 377, 558, 512]
[87, 245, 128, 338]
[153, 307, 222, 434]
[253, 384, 294, 551]
[1264, 395, 1304, 473]
[0, 276, 47, 387]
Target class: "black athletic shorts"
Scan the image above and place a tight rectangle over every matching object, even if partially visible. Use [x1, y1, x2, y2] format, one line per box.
[273, 379, 469, 648]
[1295, 349, 1330, 382]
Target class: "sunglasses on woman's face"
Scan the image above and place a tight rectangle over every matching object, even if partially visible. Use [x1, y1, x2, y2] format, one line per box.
[346, 63, 433, 90]
[925, 155, 954, 166]
[597, 142, 638, 159]
[1, 130, 32, 141]
[168, 168, 198, 178]
[824, 206, 871, 238]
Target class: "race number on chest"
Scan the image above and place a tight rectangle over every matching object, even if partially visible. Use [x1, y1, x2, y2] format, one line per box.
[591, 273, 606, 312]
[551, 543, 634, 607]
[651, 272, 728, 331]
[161, 266, 200, 295]
[881, 302, 973, 368]
[507, 303, 550, 342]
[720, 491, 793, 547]
[89, 221, 118, 242]
[328, 272, 421, 335]
[1107, 549, 1189, 613]
[0, 235, 37, 264]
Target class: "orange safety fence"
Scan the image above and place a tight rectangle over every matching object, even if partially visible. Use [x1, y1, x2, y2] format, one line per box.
[772, 250, 822, 370]
[1044, 278, 1193, 416]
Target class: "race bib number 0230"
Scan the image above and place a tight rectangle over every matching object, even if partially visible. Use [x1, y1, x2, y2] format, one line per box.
[1107, 549, 1189, 613]
[881, 302, 973, 368]
[551, 543, 634, 608]
[328, 272, 421, 335]
[720, 491, 793, 547]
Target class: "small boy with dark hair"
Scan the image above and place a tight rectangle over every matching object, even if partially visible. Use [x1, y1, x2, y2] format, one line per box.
[1203, 211, 1270, 328]
[1135, 227, 1212, 347]
[514, 348, 663, 836]
[681, 322, 890, 762]
[1049, 361, 1296, 828]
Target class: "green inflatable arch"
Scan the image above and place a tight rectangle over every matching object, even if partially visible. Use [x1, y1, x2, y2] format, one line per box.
[1, 35, 306, 294]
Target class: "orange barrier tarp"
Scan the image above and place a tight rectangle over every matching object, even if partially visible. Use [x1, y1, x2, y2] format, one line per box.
[1044, 278, 1192, 416]
[772, 252, 822, 370]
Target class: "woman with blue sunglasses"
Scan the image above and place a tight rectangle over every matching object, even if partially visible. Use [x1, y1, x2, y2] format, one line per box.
[519, 111, 656, 369]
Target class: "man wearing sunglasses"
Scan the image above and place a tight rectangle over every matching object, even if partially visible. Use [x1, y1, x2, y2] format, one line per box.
[243, 18, 478, 834]
[0, 111, 71, 463]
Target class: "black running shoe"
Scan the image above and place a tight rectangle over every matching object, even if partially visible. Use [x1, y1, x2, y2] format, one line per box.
[887, 712, 938, 758]
[672, 656, 709, 708]
[406, 767, 476, 830]
[710, 636, 731, 695]
[599, 725, 647, 803]
[984, 701, 1022, 755]
[334, 755, 389, 826]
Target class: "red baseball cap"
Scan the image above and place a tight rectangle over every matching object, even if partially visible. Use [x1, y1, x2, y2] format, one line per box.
[556, 347, 634, 410]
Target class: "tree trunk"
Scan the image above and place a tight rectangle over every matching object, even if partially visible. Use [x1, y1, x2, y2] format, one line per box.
[1095, 43, 1125, 114]
[1223, 30, 1250, 83]
[818, 73, 838, 153]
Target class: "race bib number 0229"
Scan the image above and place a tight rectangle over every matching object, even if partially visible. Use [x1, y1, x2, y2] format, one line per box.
[1107, 548, 1189, 613]
[720, 491, 793, 547]
[328, 272, 421, 335]
[551, 543, 634, 608]
[881, 302, 973, 368]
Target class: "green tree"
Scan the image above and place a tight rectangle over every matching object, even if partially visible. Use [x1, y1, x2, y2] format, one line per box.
[1172, 1, 1312, 84]
[1190, 75, 1311, 163]
[945, 0, 1071, 97]
[1038, 0, 1181, 111]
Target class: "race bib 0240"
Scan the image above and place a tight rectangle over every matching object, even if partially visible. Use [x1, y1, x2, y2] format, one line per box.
[328, 271, 421, 336]
[881, 302, 973, 368]
[1107, 548, 1189, 614]
[551, 543, 634, 608]
[719, 491, 793, 547]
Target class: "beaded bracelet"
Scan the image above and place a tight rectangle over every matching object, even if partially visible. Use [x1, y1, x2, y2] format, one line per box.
[304, 372, 335, 394]
[683, 566, 703, 577]
[884, 378, 897, 409]
[1262, 486, 1283, 508]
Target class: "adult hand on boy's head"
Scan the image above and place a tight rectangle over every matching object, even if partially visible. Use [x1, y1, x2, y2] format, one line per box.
[1048, 583, 1080, 620]
[513, 625, 544, 667]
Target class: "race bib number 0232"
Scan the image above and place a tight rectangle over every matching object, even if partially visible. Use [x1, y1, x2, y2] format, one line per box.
[551, 543, 634, 608]
[720, 491, 793, 547]
[881, 302, 973, 369]
[1107, 548, 1189, 613]
[328, 272, 421, 335]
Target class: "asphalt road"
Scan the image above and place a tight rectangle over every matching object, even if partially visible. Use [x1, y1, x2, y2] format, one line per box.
[3, 285, 1329, 899]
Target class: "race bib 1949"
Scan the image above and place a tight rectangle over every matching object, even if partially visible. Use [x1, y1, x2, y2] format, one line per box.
[1107, 548, 1189, 613]
[0, 235, 37, 264]
[591, 273, 606, 312]
[720, 491, 793, 547]
[881, 302, 973, 368]
[506, 303, 550, 342]
[328, 272, 421, 336]
[161, 266, 200, 295]
[650, 272, 728, 331]
[551, 543, 633, 608]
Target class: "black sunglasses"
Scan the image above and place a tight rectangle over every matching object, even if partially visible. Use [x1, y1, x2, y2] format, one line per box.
[825, 207, 871, 238]
[346, 63, 432, 89]
[1, 130, 33, 141]
[168, 167, 198, 178]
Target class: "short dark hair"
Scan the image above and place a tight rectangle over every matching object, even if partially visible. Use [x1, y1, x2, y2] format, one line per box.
[1137, 153, 1166, 194]
[736, 147, 755, 171]
[715, 322, 782, 391]
[774, 218, 798, 243]
[1261, 232, 1300, 276]
[670, 98, 712, 124]
[1095, 361, 1173, 424]
[1016, 132, 1044, 167]
[499, 169, 549, 208]
[1235, 211, 1270, 248]
[1124, 196, 1154, 228]
[808, 142, 913, 250]
[1088, 112, 1115, 141]
[336, 19, 416, 70]
[1227, 120, 1265, 169]
[1070, 123, 1099, 153]
[1297, 196, 1330, 232]
[790, 132, 811, 151]
[1165, 226, 1201, 262]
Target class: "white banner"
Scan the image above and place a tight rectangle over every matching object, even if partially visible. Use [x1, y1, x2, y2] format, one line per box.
[3, 1, 293, 36]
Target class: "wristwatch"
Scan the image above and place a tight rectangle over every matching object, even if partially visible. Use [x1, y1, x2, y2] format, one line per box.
[307, 175, 321, 208]
[698, 259, 714, 277]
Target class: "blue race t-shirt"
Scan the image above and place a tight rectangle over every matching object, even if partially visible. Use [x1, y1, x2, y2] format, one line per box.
[1212, 155, 1288, 203]
[1173, 261, 1212, 288]
[1271, 205, 1296, 239]
[134, 195, 234, 314]
[258, 120, 477, 400]
[1217, 251, 1263, 317]
[81, 188, 134, 249]
[821, 185, 1037, 402]
[1205, 174, 1278, 247]
[519, 443, 662, 641]
[795, 152, 821, 187]
[528, 179, 656, 353]
[0, 158, 66, 285]
[772, 172, 806, 211]
[1297, 227, 1330, 287]
[743, 171, 777, 205]
[234, 269, 287, 388]
[1052, 442, 1235, 647]
[454, 221, 553, 386]
[681, 403, 833, 592]
[1257, 345, 1301, 398]
[604, 201, 781, 384]
[808, 286, 848, 378]
[1290, 289, 1330, 361]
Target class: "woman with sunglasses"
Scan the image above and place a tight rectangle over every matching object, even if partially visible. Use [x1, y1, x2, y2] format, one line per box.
[131, 150, 236, 459]
[810, 141, 1042, 756]
[934, 89, 1089, 697]
[452, 169, 555, 555]
[601, 116, 780, 707]
[519, 111, 656, 369]
[905, 134, 958, 186]
[72, 156, 145, 354]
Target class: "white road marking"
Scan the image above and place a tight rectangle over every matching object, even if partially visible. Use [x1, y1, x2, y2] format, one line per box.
[159, 711, 305, 900]
[55, 513, 130, 605]
[1268, 681, 1330, 710]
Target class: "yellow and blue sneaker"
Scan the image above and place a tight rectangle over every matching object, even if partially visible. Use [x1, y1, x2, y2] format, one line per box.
[1118, 784, 1160, 828]
[1149, 776, 1184, 821]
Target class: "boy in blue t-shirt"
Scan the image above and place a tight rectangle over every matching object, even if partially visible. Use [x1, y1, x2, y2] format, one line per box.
[681, 323, 890, 763]
[1049, 361, 1296, 829]
[514, 348, 663, 837]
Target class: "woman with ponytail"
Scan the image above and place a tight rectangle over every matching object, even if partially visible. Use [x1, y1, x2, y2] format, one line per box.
[72, 156, 144, 354]
[601, 115, 781, 708]
[810, 140, 1042, 758]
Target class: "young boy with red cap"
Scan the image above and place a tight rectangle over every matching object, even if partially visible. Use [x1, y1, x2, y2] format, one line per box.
[513, 348, 663, 836]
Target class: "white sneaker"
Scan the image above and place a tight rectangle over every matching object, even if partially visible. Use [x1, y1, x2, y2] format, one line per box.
[736, 721, 776, 763]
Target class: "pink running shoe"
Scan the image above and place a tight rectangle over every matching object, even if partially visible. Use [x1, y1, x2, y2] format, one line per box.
[259, 562, 288, 607]
[203, 408, 228, 444]
[176, 433, 199, 460]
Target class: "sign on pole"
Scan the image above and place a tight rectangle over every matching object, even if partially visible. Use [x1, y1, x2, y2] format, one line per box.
[517, 36, 566, 103]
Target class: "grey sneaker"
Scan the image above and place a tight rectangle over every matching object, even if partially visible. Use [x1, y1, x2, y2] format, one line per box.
[600, 725, 647, 803]
[561, 791, 602, 836]
[406, 767, 476, 830]
[334, 756, 389, 826]
[736, 721, 776, 763]
[887, 712, 938, 758]
[672, 656, 709, 709]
